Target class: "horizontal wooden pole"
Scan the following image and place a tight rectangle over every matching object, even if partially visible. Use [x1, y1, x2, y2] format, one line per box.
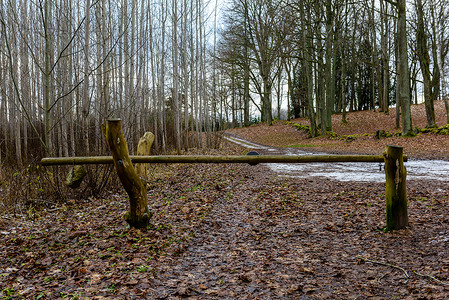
[40, 154, 408, 166]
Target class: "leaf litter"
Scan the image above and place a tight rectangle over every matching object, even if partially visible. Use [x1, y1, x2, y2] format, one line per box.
[1, 144, 449, 298]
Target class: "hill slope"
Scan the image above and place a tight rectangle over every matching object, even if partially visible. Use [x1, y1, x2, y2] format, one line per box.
[226, 101, 449, 159]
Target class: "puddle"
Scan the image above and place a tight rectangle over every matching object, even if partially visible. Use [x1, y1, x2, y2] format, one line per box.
[225, 134, 449, 183]
[268, 159, 449, 183]
[269, 161, 386, 182]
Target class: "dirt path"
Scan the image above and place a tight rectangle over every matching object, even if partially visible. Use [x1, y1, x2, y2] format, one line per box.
[1, 144, 449, 299]
[149, 166, 271, 298]
[145, 161, 449, 299]
[148, 166, 311, 299]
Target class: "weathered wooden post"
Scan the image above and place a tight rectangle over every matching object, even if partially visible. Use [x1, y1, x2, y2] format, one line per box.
[105, 119, 151, 228]
[136, 132, 155, 182]
[384, 145, 408, 231]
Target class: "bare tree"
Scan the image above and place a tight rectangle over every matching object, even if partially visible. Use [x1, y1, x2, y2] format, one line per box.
[386, 0, 413, 135]
[380, 0, 391, 114]
[82, 0, 92, 155]
[415, 0, 438, 128]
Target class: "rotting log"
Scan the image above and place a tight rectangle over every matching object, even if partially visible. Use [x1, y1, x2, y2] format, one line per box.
[384, 145, 408, 231]
[41, 154, 408, 166]
[105, 119, 151, 229]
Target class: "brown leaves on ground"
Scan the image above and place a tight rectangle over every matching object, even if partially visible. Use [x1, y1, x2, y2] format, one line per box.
[0, 147, 245, 299]
[1, 106, 449, 298]
[1, 156, 449, 298]
[226, 100, 449, 159]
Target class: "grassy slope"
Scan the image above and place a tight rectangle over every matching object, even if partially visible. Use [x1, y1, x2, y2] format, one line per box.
[226, 100, 449, 159]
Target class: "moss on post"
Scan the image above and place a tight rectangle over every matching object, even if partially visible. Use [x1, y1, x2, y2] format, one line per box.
[384, 145, 408, 231]
[105, 119, 151, 229]
[66, 165, 87, 189]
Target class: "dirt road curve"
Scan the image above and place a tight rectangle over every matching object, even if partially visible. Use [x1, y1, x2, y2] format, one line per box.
[224, 133, 449, 183]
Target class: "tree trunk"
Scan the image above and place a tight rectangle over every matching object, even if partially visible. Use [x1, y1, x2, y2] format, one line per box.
[172, 0, 181, 154]
[341, 45, 347, 124]
[416, 0, 436, 128]
[243, 3, 250, 126]
[301, 2, 317, 137]
[397, 0, 413, 135]
[317, 26, 326, 134]
[243, 44, 250, 126]
[44, 0, 52, 155]
[429, 2, 441, 125]
[444, 98, 449, 124]
[277, 61, 282, 121]
[83, 0, 91, 155]
[262, 77, 273, 125]
[148, 0, 158, 150]
[394, 21, 401, 129]
[381, 0, 390, 114]
[437, 3, 449, 124]
[183, 0, 189, 150]
[324, 0, 334, 131]
[159, 0, 167, 152]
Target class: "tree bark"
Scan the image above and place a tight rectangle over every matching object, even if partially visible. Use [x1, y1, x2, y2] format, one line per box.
[44, 0, 52, 155]
[172, 0, 181, 154]
[83, 0, 91, 155]
[397, 0, 413, 135]
[380, 0, 390, 114]
[159, 0, 167, 152]
[183, 0, 190, 150]
[317, 25, 326, 134]
[325, 0, 334, 131]
[301, 1, 317, 137]
[416, 0, 436, 128]
[243, 7, 250, 127]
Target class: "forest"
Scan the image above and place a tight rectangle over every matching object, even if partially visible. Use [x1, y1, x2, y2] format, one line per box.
[0, 0, 448, 165]
[1, 0, 449, 298]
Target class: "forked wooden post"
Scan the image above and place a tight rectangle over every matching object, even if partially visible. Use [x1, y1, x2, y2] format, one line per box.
[384, 145, 408, 231]
[105, 119, 151, 228]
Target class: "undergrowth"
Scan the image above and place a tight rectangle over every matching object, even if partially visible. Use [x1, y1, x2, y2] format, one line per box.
[0, 163, 120, 217]
[286, 121, 312, 136]
[0, 137, 233, 218]
[287, 121, 377, 142]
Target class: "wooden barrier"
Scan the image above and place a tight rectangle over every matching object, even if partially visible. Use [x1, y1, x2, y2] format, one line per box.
[41, 154, 407, 166]
[41, 119, 408, 231]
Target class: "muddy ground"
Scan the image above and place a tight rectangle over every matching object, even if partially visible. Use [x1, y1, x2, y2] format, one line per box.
[1, 139, 449, 299]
